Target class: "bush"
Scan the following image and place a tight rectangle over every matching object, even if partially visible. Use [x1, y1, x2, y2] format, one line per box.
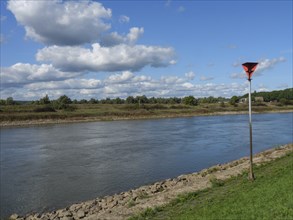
[120, 104, 140, 110]
[182, 96, 198, 106]
[252, 102, 267, 106]
[62, 105, 77, 111]
[51, 101, 77, 111]
[143, 104, 167, 110]
[169, 105, 190, 109]
[279, 98, 290, 106]
[33, 106, 56, 112]
[229, 96, 239, 105]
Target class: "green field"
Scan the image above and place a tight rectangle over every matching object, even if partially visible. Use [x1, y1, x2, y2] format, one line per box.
[1, 102, 292, 122]
[130, 152, 293, 220]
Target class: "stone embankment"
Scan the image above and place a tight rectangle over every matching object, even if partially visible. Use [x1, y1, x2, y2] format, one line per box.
[10, 144, 293, 220]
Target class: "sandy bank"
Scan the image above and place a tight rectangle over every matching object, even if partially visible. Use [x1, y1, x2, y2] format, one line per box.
[9, 143, 293, 220]
[1, 109, 292, 128]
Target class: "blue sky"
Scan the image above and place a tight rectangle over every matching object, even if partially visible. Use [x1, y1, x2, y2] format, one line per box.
[1, 0, 292, 100]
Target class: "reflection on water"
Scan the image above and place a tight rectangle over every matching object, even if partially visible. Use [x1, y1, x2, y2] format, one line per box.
[0, 113, 292, 217]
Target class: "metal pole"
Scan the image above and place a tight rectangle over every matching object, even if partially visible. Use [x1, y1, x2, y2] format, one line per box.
[248, 79, 255, 180]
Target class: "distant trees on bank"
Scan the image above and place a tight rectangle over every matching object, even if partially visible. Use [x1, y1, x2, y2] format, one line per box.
[241, 88, 293, 102]
[0, 95, 225, 106]
[1, 88, 292, 107]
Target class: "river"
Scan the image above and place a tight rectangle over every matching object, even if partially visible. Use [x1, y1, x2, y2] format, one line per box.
[0, 112, 292, 217]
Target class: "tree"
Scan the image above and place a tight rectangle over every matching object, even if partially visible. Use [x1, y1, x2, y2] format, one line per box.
[136, 95, 148, 104]
[0, 99, 6, 105]
[113, 97, 123, 104]
[126, 96, 135, 104]
[280, 98, 289, 106]
[51, 95, 72, 110]
[182, 96, 198, 106]
[89, 98, 98, 104]
[57, 95, 72, 104]
[229, 96, 239, 105]
[39, 95, 50, 105]
[79, 99, 88, 104]
[6, 97, 15, 105]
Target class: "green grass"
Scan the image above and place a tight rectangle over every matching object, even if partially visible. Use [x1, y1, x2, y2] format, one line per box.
[1, 103, 291, 122]
[130, 152, 293, 220]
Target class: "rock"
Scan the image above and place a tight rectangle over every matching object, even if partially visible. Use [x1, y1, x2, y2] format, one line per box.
[60, 217, 73, 220]
[59, 211, 72, 218]
[40, 215, 50, 220]
[86, 214, 99, 220]
[77, 210, 85, 218]
[87, 205, 102, 216]
[109, 200, 118, 208]
[47, 212, 58, 220]
[131, 192, 138, 200]
[9, 214, 19, 220]
[150, 183, 164, 193]
[105, 196, 113, 203]
[99, 199, 108, 209]
[24, 215, 35, 220]
[69, 204, 80, 212]
[123, 192, 130, 199]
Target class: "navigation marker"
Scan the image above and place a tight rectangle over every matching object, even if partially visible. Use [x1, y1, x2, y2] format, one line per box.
[242, 62, 258, 181]
[242, 62, 258, 81]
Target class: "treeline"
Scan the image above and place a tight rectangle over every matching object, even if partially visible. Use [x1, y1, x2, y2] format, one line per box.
[241, 88, 293, 102]
[0, 88, 292, 107]
[0, 95, 228, 107]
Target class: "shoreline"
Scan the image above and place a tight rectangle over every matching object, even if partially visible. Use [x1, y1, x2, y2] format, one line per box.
[9, 143, 293, 220]
[1, 109, 292, 128]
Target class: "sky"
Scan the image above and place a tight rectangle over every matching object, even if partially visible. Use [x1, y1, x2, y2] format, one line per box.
[0, 0, 292, 101]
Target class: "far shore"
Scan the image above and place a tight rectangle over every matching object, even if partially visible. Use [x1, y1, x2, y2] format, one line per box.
[1, 109, 292, 128]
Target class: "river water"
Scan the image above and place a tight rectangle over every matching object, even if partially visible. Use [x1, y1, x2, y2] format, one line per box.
[0, 112, 292, 217]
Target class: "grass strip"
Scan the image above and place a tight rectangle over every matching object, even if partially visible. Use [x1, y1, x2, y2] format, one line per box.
[1, 103, 292, 122]
[130, 152, 293, 220]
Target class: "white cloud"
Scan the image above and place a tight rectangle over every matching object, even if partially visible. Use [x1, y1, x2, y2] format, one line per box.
[255, 57, 286, 75]
[119, 15, 130, 23]
[25, 79, 103, 90]
[1, 68, 252, 100]
[7, 0, 112, 45]
[200, 76, 214, 81]
[106, 71, 134, 84]
[1, 63, 81, 87]
[182, 82, 194, 89]
[127, 27, 144, 44]
[230, 57, 286, 79]
[185, 71, 195, 80]
[100, 27, 144, 46]
[133, 75, 152, 82]
[161, 76, 186, 84]
[36, 43, 175, 72]
[169, 60, 177, 65]
[257, 84, 269, 92]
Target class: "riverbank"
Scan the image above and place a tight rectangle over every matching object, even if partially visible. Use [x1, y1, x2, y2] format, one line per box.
[1, 108, 292, 128]
[9, 143, 293, 220]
